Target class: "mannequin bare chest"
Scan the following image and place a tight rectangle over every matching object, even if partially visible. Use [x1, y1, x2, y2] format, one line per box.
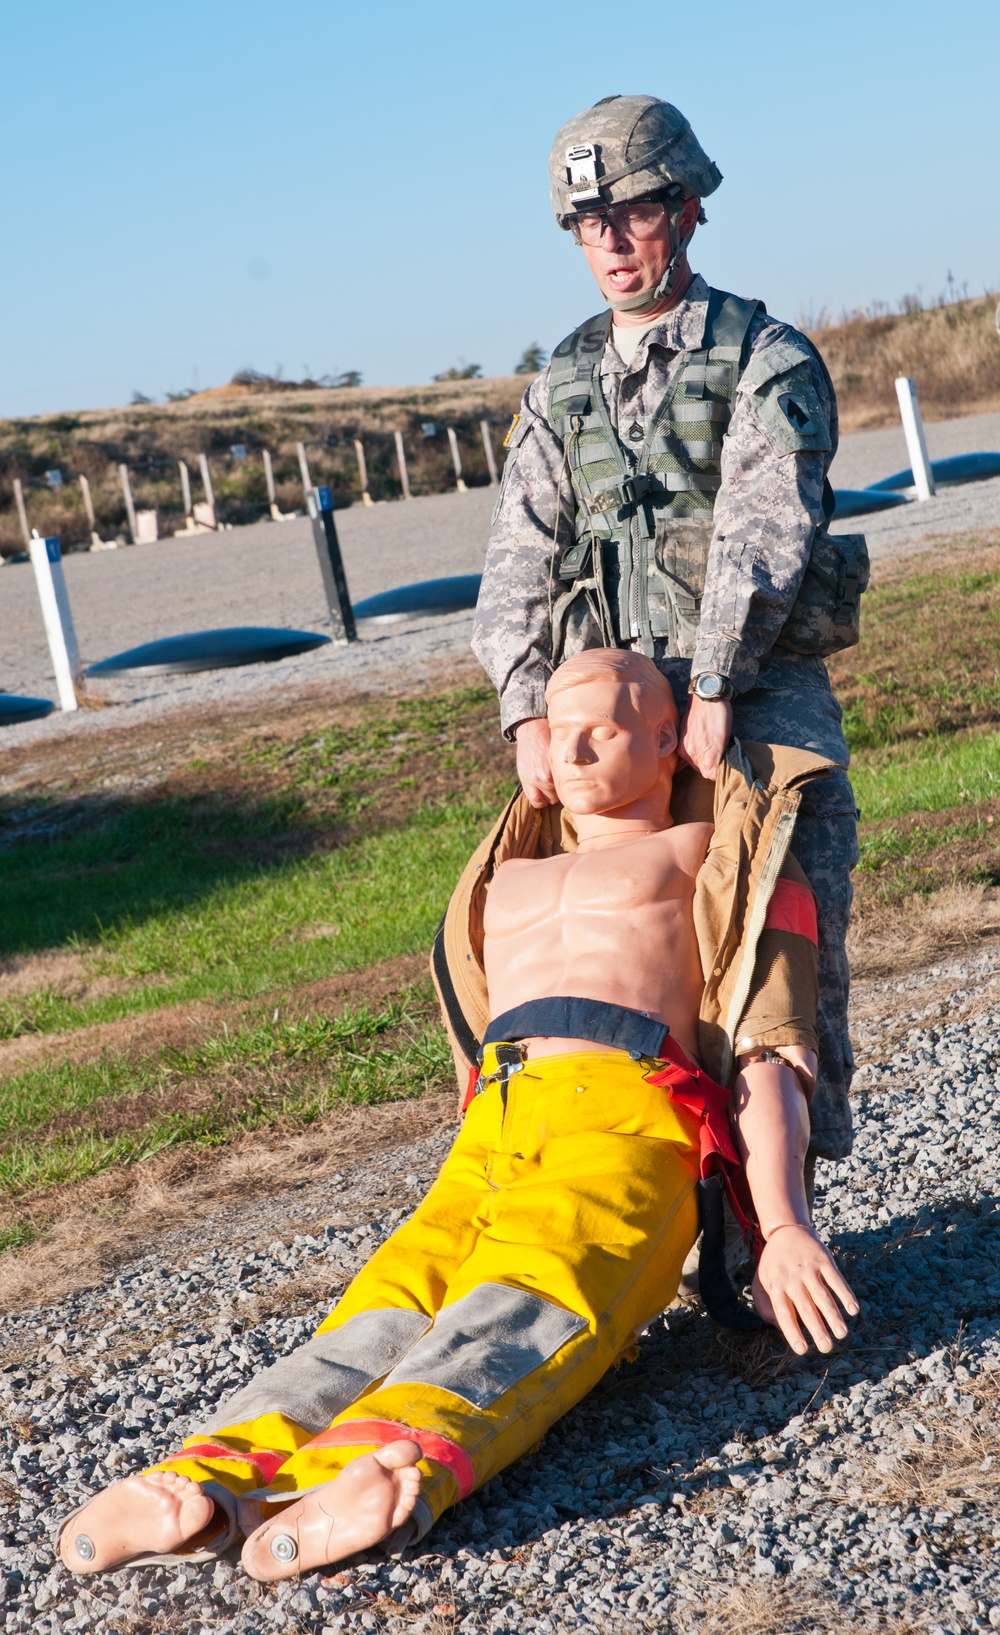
[483, 822, 712, 1046]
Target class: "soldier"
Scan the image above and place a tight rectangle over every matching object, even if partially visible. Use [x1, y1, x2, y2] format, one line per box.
[472, 93, 863, 1165]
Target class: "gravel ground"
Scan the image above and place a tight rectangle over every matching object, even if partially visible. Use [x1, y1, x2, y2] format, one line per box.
[3, 948, 1000, 1633]
[829, 411, 1000, 490]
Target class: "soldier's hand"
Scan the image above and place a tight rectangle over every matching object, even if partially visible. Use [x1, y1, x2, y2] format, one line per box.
[515, 717, 557, 808]
[679, 696, 732, 779]
[752, 1226, 859, 1356]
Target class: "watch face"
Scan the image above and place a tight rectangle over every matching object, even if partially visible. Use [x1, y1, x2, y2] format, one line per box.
[697, 674, 724, 699]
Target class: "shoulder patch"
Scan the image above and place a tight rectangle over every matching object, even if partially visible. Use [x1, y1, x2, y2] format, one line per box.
[748, 360, 831, 456]
[502, 414, 520, 449]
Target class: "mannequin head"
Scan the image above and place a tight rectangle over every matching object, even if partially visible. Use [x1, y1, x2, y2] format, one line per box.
[545, 651, 678, 838]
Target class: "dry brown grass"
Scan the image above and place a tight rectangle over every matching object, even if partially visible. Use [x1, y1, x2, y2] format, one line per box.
[0, 1090, 455, 1324]
[675, 1584, 881, 1634]
[856, 1366, 1000, 1509]
[810, 294, 1000, 432]
[0, 375, 526, 550]
[848, 881, 1000, 978]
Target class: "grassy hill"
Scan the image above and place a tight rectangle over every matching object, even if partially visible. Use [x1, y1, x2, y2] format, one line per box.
[1, 294, 997, 553]
[0, 376, 526, 554]
[810, 293, 1000, 433]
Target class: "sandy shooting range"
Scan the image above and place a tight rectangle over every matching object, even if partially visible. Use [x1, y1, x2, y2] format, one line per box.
[2, 410, 1000, 746]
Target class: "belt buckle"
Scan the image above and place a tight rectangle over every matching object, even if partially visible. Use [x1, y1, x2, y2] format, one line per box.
[475, 1042, 526, 1096]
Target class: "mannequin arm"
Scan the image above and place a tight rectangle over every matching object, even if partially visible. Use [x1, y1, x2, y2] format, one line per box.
[734, 1056, 858, 1354]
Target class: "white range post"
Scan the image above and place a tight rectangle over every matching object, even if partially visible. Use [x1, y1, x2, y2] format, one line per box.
[353, 438, 374, 506]
[78, 473, 99, 545]
[296, 441, 313, 501]
[447, 426, 468, 492]
[179, 459, 193, 519]
[12, 478, 31, 548]
[28, 533, 81, 712]
[394, 429, 413, 500]
[262, 449, 283, 520]
[119, 464, 139, 542]
[197, 453, 218, 528]
[480, 419, 499, 485]
[894, 377, 936, 501]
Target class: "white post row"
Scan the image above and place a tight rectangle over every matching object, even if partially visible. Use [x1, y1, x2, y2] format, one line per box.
[29, 533, 81, 712]
[78, 473, 96, 534]
[262, 448, 279, 519]
[394, 429, 413, 500]
[196, 454, 217, 530]
[480, 419, 499, 486]
[354, 438, 374, 506]
[894, 377, 936, 502]
[296, 441, 313, 500]
[262, 448, 294, 521]
[447, 427, 467, 492]
[12, 478, 31, 547]
[77, 473, 114, 550]
[118, 463, 138, 543]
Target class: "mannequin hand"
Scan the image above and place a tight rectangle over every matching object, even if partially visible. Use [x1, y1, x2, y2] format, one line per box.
[680, 696, 733, 779]
[751, 1225, 859, 1355]
[515, 718, 557, 808]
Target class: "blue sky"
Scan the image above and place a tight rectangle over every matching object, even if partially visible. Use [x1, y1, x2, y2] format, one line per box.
[2, 0, 998, 417]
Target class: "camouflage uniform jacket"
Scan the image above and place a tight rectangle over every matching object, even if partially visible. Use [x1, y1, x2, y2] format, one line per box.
[472, 272, 839, 739]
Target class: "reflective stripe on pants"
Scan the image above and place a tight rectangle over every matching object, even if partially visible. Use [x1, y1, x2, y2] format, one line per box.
[149, 1048, 701, 1532]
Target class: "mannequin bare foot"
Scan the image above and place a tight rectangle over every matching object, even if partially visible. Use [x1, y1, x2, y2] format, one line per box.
[59, 1470, 217, 1574]
[241, 1439, 422, 1582]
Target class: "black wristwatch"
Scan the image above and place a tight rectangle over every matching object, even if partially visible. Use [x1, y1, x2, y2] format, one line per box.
[691, 672, 735, 703]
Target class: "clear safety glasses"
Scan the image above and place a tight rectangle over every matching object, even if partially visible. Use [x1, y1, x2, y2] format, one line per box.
[574, 199, 671, 246]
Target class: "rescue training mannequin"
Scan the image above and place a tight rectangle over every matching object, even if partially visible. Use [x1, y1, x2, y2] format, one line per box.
[59, 649, 857, 1584]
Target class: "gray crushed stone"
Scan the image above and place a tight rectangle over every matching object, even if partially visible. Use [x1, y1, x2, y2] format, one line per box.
[3, 952, 1000, 1632]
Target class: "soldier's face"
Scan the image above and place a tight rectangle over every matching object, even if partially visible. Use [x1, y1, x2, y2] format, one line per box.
[579, 194, 699, 310]
[546, 678, 676, 816]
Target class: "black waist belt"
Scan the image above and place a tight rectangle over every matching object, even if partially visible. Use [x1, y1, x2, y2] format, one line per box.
[482, 996, 669, 1061]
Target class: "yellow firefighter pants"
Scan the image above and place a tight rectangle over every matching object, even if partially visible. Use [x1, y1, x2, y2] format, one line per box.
[149, 1047, 701, 1537]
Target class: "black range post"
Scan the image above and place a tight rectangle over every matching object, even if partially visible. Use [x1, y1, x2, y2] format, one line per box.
[309, 484, 357, 645]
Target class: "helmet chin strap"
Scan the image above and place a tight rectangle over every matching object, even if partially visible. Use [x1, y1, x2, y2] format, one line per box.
[606, 209, 694, 316]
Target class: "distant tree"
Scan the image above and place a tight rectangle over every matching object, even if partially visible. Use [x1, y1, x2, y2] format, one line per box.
[514, 343, 547, 375]
[324, 370, 362, 388]
[165, 387, 196, 401]
[130, 389, 154, 405]
[231, 368, 266, 387]
[433, 363, 483, 382]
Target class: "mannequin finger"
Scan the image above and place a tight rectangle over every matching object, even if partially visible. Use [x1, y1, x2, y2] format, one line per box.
[804, 1273, 851, 1341]
[771, 1288, 809, 1355]
[790, 1285, 837, 1353]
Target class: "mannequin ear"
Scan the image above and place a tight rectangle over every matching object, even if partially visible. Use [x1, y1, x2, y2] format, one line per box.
[658, 719, 678, 758]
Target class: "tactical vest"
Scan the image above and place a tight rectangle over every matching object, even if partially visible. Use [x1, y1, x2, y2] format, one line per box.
[544, 287, 868, 664]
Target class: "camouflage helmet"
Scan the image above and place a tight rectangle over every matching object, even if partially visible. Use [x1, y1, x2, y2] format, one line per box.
[548, 94, 722, 228]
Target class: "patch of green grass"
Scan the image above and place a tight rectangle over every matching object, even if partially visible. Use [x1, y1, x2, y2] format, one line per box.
[850, 727, 1000, 823]
[0, 797, 491, 1042]
[0, 990, 452, 1201]
[830, 556, 1000, 752]
[244, 685, 493, 816]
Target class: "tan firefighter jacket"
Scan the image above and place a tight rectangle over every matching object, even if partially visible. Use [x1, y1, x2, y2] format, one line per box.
[431, 739, 836, 1098]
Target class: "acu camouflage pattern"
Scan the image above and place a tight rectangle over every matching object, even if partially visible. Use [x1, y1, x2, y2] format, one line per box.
[471, 273, 859, 1158]
[548, 94, 722, 226]
[544, 287, 866, 663]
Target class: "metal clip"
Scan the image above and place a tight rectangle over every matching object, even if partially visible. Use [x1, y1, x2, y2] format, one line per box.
[474, 1042, 526, 1096]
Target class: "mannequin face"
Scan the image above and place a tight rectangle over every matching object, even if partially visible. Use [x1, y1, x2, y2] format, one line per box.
[547, 676, 677, 817]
